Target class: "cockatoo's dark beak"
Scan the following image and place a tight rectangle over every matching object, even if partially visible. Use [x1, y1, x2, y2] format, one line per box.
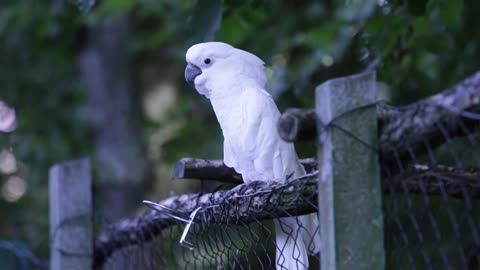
[185, 63, 202, 87]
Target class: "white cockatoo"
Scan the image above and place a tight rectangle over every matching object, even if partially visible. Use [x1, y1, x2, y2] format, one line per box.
[185, 42, 320, 270]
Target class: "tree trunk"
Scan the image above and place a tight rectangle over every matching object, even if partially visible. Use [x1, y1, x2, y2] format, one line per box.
[79, 13, 149, 222]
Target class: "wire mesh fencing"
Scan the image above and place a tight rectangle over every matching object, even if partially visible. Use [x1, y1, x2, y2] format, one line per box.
[95, 169, 321, 270]
[381, 116, 480, 267]
[378, 71, 480, 269]
[88, 71, 480, 270]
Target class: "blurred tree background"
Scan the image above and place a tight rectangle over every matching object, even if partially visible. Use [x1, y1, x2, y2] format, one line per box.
[0, 0, 479, 268]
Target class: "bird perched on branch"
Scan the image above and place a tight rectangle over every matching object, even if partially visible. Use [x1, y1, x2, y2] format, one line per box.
[185, 42, 320, 269]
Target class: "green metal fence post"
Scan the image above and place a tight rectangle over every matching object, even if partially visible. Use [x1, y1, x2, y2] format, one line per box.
[316, 72, 385, 270]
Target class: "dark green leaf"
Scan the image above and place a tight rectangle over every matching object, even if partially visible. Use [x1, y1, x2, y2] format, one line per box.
[439, 0, 463, 27]
[187, 0, 224, 46]
[407, 0, 428, 16]
[338, 0, 377, 22]
[427, 0, 464, 28]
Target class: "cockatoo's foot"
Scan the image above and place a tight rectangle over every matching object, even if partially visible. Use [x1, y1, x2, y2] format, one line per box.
[219, 180, 266, 203]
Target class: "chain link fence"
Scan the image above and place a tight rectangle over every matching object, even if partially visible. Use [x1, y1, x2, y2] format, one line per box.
[45, 71, 480, 270]
[382, 118, 480, 268]
[96, 170, 321, 270]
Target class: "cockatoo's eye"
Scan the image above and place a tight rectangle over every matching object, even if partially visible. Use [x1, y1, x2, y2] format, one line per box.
[204, 58, 211, 65]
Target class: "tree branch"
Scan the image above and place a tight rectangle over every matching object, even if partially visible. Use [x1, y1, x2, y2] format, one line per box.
[378, 71, 480, 168]
[172, 158, 242, 183]
[277, 108, 317, 142]
[384, 164, 480, 198]
[172, 157, 318, 184]
[277, 71, 480, 165]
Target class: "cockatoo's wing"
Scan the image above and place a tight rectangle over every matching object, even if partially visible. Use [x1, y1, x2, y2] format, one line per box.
[238, 87, 303, 183]
[223, 138, 237, 169]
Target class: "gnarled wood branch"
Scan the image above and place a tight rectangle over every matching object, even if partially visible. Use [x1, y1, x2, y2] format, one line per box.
[277, 71, 480, 166]
[278, 108, 317, 142]
[172, 157, 318, 184]
[384, 164, 480, 198]
[378, 71, 480, 168]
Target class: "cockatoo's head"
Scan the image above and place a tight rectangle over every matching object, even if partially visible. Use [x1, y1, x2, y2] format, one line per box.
[185, 42, 266, 98]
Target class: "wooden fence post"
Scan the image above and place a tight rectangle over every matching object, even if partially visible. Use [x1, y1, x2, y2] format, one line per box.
[316, 72, 385, 270]
[49, 158, 93, 270]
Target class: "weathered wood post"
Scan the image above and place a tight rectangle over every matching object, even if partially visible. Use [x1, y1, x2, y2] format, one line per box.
[49, 158, 93, 270]
[316, 72, 385, 269]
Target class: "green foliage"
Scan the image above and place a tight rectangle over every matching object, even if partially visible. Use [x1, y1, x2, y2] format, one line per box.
[363, 0, 477, 104]
[0, 0, 90, 262]
[1, 0, 479, 267]
[187, 0, 224, 45]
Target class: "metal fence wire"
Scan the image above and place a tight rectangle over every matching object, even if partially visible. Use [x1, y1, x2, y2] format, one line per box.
[95, 169, 321, 270]
[382, 115, 480, 268]
[93, 73, 480, 270]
